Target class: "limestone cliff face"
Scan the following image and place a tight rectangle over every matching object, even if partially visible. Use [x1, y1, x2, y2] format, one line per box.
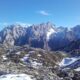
[0, 22, 80, 50]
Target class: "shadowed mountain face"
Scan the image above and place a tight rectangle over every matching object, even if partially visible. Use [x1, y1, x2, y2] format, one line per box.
[0, 22, 80, 51]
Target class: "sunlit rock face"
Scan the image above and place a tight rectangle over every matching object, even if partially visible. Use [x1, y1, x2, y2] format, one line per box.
[0, 22, 80, 51]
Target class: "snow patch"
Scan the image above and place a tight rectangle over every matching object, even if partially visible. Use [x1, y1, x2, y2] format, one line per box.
[16, 52, 21, 55]
[59, 57, 79, 67]
[30, 60, 42, 69]
[0, 74, 35, 80]
[2, 55, 7, 61]
[21, 54, 29, 62]
[74, 67, 80, 71]
[47, 28, 56, 40]
[37, 54, 41, 57]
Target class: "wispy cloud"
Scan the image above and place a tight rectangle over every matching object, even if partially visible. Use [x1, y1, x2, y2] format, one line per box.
[37, 10, 51, 16]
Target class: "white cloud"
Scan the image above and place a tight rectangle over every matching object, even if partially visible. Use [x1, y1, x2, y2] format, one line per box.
[37, 10, 51, 16]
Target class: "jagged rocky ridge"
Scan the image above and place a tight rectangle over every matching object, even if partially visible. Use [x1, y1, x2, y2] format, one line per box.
[0, 22, 80, 51]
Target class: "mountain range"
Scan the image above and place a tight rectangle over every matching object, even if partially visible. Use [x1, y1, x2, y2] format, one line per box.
[0, 22, 80, 51]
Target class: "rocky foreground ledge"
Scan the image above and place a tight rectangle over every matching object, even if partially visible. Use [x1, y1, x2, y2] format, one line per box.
[0, 45, 80, 80]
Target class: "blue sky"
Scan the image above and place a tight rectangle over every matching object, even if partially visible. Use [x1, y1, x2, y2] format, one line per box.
[0, 0, 80, 30]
